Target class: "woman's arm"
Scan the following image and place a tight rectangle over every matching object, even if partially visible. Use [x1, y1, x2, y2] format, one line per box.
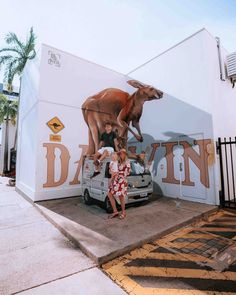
[125, 162, 131, 177]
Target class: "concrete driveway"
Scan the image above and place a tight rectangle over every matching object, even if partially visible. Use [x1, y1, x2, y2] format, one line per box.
[35, 194, 217, 265]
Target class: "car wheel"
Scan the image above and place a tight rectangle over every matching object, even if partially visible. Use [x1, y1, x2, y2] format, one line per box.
[104, 196, 113, 213]
[8, 179, 15, 187]
[84, 190, 93, 205]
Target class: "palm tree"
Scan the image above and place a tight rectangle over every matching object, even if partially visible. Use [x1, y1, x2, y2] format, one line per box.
[0, 27, 36, 88]
[0, 94, 18, 173]
[0, 28, 36, 176]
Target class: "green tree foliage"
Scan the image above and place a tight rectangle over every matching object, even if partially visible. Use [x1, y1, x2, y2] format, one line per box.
[0, 27, 36, 89]
[0, 94, 18, 172]
[0, 94, 18, 125]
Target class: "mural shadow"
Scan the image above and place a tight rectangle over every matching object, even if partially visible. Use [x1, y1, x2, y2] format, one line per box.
[128, 131, 197, 177]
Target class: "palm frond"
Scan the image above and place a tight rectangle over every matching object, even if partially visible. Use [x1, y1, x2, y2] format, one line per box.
[27, 27, 36, 48]
[14, 58, 27, 75]
[5, 32, 25, 52]
[0, 47, 23, 56]
[0, 27, 37, 84]
[25, 27, 37, 58]
[0, 55, 14, 66]
[3, 58, 18, 85]
[3, 57, 25, 84]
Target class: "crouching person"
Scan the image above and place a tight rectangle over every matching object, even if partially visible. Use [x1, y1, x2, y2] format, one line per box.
[91, 122, 119, 178]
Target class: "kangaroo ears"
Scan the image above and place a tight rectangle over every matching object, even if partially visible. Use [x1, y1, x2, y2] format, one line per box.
[127, 80, 145, 89]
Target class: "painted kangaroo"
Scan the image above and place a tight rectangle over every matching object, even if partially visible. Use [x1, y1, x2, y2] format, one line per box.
[82, 80, 163, 155]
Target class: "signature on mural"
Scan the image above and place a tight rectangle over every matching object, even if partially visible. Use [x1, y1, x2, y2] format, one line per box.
[81, 80, 163, 155]
[48, 50, 61, 67]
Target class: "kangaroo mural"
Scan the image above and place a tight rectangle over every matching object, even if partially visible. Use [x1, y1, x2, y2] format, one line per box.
[82, 80, 163, 155]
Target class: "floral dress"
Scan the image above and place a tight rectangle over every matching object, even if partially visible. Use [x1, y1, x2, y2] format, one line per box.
[109, 161, 131, 198]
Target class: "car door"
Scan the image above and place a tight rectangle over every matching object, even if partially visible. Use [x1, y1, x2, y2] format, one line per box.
[90, 162, 105, 201]
[100, 162, 110, 201]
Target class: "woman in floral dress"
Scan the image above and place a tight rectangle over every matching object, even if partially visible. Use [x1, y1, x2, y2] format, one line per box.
[108, 149, 131, 219]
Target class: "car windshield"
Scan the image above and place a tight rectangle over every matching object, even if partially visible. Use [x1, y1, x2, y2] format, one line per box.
[130, 161, 150, 176]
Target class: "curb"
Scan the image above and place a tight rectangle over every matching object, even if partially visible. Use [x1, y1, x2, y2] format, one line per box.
[35, 203, 218, 266]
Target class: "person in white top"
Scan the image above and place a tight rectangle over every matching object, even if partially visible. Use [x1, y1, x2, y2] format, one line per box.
[109, 152, 118, 177]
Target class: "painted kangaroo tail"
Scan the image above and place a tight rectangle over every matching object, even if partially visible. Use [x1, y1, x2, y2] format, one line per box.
[81, 101, 89, 126]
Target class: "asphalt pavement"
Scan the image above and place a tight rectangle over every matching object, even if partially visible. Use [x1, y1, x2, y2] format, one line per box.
[103, 210, 236, 294]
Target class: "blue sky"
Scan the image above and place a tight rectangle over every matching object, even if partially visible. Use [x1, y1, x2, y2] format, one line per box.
[0, 0, 236, 84]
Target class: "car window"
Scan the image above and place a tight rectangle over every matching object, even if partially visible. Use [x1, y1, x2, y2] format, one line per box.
[83, 161, 93, 178]
[105, 162, 111, 178]
[130, 161, 151, 176]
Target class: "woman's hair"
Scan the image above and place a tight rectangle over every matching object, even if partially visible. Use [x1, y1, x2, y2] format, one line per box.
[118, 152, 127, 164]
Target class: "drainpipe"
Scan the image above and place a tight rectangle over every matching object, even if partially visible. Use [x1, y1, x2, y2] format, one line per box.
[215, 37, 225, 81]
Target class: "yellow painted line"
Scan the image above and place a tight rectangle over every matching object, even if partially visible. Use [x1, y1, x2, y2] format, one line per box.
[152, 225, 225, 245]
[105, 266, 140, 294]
[102, 256, 130, 270]
[129, 266, 236, 281]
[211, 219, 236, 225]
[162, 229, 224, 240]
[165, 242, 205, 249]
[102, 244, 157, 270]
[107, 265, 236, 281]
[146, 252, 191, 261]
[127, 288, 236, 295]
[182, 233, 217, 239]
[155, 228, 195, 240]
[103, 210, 236, 295]
[105, 264, 236, 295]
[208, 211, 228, 220]
[103, 245, 212, 272]
[146, 252, 212, 263]
[194, 227, 236, 232]
[127, 244, 157, 260]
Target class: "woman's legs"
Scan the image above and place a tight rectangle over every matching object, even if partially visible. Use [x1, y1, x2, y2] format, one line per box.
[108, 192, 118, 215]
[119, 195, 126, 218]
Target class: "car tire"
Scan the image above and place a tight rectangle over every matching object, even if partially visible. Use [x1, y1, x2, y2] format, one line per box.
[84, 190, 93, 205]
[8, 178, 15, 187]
[104, 196, 113, 213]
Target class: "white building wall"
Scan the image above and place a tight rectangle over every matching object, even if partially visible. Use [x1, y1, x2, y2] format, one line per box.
[129, 28, 236, 140]
[212, 47, 236, 138]
[16, 56, 40, 199]
[128, 28, 236, 205]
[17, 44, 132, 201]
[17, 30, 236, 204]
[128, 29, 216, 114]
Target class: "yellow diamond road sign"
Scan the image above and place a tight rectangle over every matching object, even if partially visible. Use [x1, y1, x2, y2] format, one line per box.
[47, 117, 65, 134]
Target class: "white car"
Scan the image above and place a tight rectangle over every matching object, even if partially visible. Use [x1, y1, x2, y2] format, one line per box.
[81, 157, 153, 212]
